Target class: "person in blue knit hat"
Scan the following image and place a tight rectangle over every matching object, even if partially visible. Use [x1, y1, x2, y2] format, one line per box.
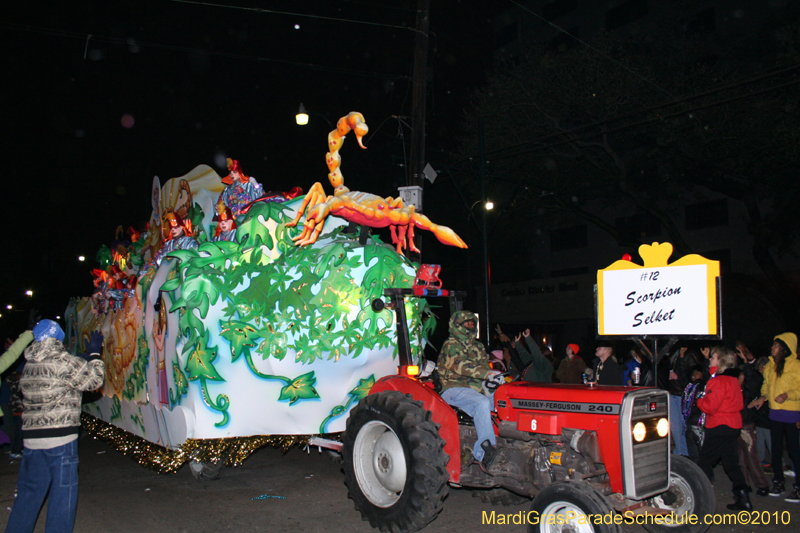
[4, 320, 105, 533]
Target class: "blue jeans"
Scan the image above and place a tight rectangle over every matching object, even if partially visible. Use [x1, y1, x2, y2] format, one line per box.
[756, 426, 771, 463]
[5, 440, 79, 533]
[669, 393, 688, 456]
[441, 387, 495, 461]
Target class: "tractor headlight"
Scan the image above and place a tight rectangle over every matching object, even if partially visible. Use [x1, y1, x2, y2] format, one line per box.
[656, 418, 669, 437]
[633, 422, 647, 442]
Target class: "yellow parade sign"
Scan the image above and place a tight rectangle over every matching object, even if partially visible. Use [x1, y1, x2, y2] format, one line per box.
[597, 242, 720, 336]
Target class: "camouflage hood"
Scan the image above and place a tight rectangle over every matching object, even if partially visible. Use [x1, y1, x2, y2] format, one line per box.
[448, 310, 479, 344]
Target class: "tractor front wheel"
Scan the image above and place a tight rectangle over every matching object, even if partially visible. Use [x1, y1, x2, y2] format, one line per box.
[643, 455, 714, 533]
[528, 481, 621, 533]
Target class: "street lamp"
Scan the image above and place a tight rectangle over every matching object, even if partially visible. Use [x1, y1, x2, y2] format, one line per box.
[25, 290, 33, 296]
[296, 103, 333, 129]
[296, 103, 309, 125]
[467, 199, 494, 343]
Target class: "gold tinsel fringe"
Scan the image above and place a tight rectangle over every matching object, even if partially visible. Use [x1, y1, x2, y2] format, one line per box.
[81, 413, 315, 474]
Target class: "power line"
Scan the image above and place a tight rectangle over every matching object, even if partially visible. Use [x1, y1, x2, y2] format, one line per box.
[482, 63, 800, 160]
[509, 0, 678, 99]
[166, 0, 419, 32]
[489, 76, 800, 163]
[0, 21, 409, 81]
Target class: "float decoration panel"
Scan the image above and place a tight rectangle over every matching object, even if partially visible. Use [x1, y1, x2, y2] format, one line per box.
[71, 164, 433, 451]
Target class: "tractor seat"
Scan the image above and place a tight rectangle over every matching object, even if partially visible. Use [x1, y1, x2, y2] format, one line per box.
[454, 407, 475, 426]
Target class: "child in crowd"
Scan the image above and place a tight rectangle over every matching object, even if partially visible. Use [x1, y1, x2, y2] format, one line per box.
[682, 365, 706, 464]
[623, 347, 647, 386]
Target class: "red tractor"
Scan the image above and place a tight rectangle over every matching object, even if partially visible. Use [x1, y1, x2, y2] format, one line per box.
[339, 288, 714, 533]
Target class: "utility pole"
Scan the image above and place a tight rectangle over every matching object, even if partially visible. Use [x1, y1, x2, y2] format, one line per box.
[408, 0, 430, 258]
[479, 119, 490, 344]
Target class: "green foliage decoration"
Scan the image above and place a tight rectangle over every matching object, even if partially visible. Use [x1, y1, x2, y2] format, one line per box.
[110, 395, 122, 422]
[277, 371, 320, 405]
[169, 357, 189, 408]
[319, 375, 375, 433]
[182, 329, 229, 427]
[130, 408, 146, 433]
[122, 334, 150, 402]
[156, 199, 429, 425]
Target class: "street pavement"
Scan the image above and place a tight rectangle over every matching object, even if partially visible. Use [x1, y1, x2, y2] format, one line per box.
[1, 433, 799, 533]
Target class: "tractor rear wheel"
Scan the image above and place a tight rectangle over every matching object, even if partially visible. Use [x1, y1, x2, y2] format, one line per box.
[342, 391, 449, 533]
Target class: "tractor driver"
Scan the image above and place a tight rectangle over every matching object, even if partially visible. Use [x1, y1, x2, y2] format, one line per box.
[436, 310, 503, 469]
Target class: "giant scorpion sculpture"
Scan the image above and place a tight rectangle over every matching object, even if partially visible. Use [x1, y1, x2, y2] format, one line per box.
[287, 112, 467, 255]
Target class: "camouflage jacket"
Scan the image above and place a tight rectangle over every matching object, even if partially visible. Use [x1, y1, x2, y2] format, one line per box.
[436, 311, 493, 394]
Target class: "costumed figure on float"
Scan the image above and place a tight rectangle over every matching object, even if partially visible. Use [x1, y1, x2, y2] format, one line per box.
[218, 158, 263, 217]
[211, 201, 238, 243]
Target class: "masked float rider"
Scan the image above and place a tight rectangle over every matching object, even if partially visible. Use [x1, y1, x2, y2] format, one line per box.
[436, 311, 503, 468]
[212, 201, 237, 242]
[151, 211, 199, 267]
[218, 158, 263, 218]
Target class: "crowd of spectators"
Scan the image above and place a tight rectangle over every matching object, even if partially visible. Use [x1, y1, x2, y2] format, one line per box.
[481, 326, 800, 510]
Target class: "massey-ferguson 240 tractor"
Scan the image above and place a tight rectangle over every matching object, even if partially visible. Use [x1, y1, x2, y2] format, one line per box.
[338, 288, 715, 533]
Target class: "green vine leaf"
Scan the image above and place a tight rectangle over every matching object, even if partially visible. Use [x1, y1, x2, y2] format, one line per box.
[362, 244, 413, 300]
[169, 358, 189, 408]
[170, 273, 222, 318]
[220, 319, 261, 362]
[278, 371, 320, 405]
[238, 266, 293, 308]
[255, 323, 288, 360]
[349, 375, 375, 402]
[177, 306, 206, 341]
[165, 247, 201, 265]
[110, 395, 122, 421]
[159, 276, 181, 293]
[137, 333, 149, 359]
[318, 374, 376, 433]
[347, 331, 373, 359]
[279, 278, 318, 320]
[314, 240, 358, 279]
[355, 306, 394, 340]
[237, 202, 289, 255]
[184, 330, 224, 382]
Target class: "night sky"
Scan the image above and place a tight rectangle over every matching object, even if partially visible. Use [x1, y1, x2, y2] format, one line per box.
[0, 1, 507, 336]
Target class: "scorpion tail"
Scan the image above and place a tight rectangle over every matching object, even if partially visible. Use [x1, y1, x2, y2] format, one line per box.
[431, 224, 468, 249]
[341, 112, 368, 149]
[410, 213, 468, 249]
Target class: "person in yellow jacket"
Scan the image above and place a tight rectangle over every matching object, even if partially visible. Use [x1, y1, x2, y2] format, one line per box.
[749, 332, 800, 502]
[0, 331, 34, 374]
[0, 331, 34, 457]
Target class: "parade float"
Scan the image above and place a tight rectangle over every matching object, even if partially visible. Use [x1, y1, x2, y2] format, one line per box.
[68, 112, 466, 474]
